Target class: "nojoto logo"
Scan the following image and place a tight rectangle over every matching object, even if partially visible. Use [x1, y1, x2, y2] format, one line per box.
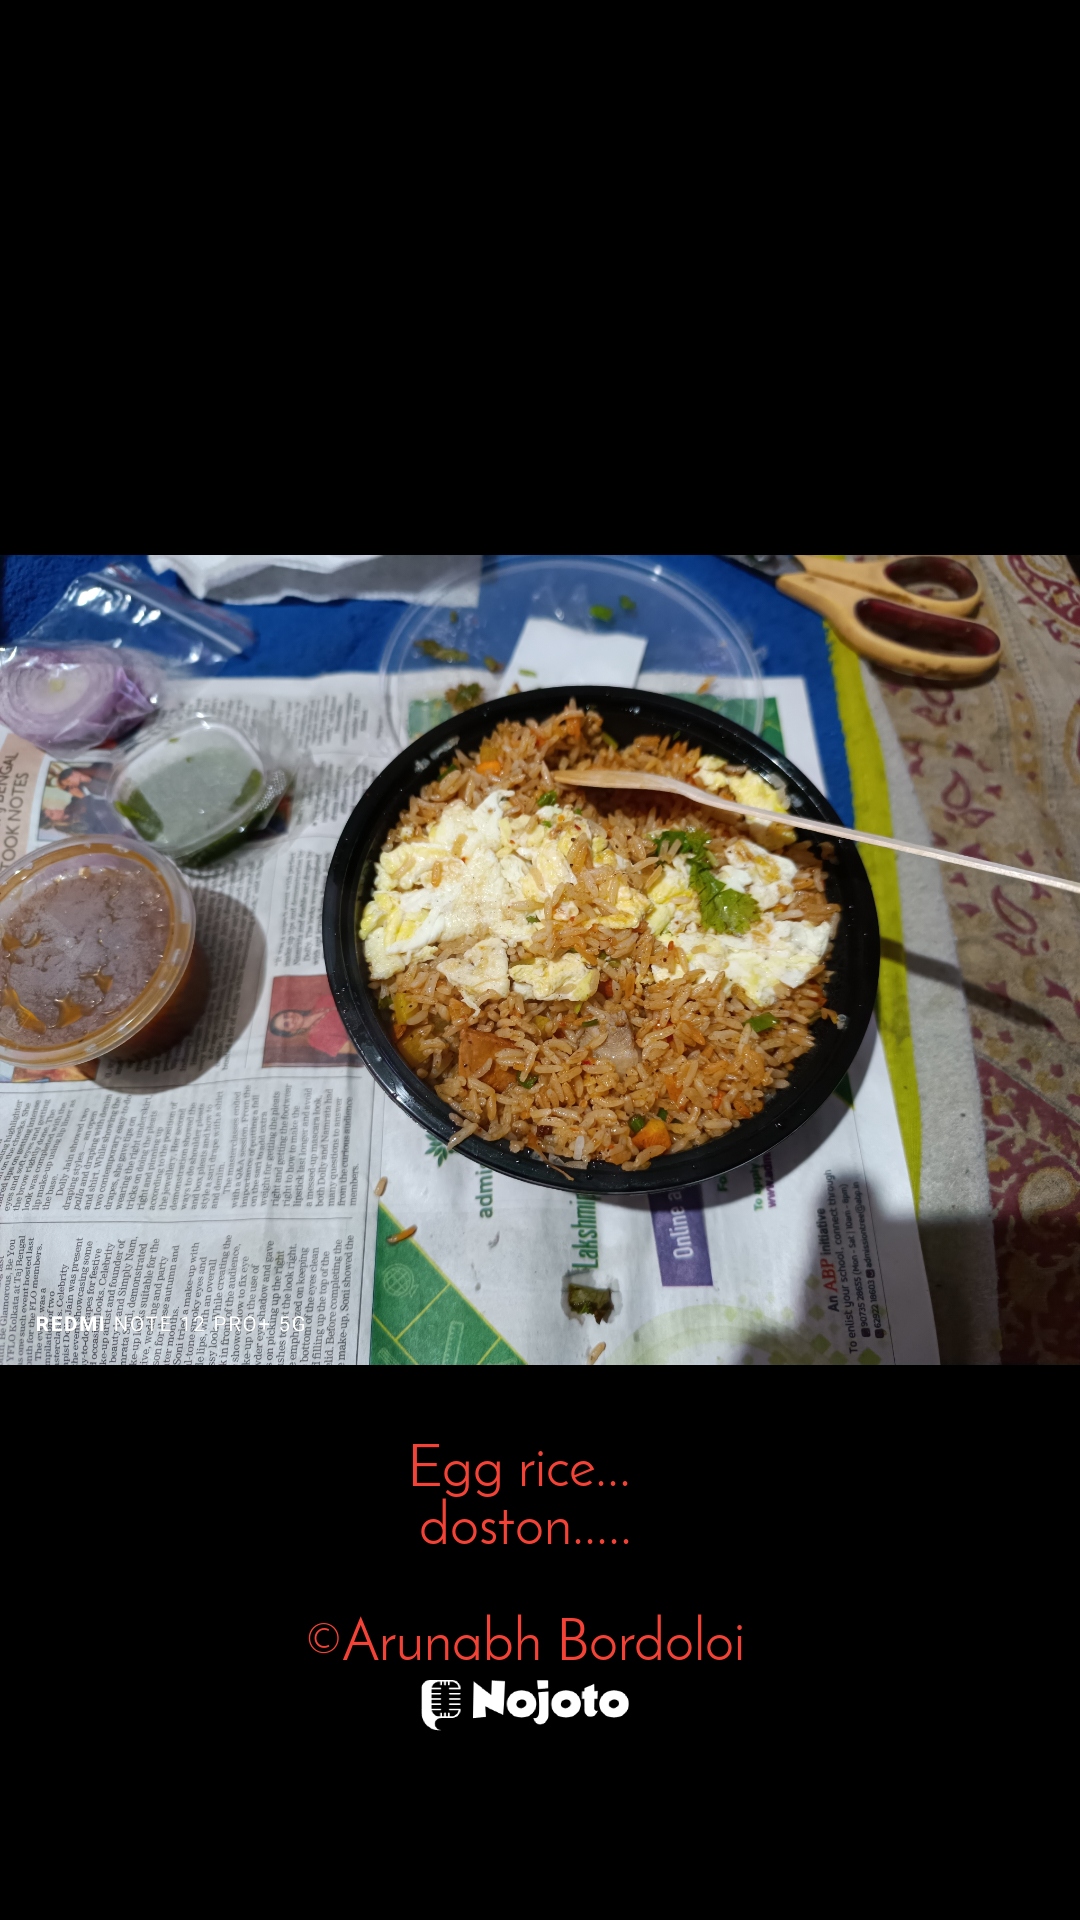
[422, 1679, 629, 1727]
[421, 1679, 462, 1729]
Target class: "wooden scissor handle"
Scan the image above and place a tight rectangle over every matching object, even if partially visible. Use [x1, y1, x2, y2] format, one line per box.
[776, 575, 1001, 681]
[792, 554, 982, 619]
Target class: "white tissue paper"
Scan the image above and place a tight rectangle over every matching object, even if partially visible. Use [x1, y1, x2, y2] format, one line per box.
[148, 554, 483, 608]
[497, 618, 647, 697]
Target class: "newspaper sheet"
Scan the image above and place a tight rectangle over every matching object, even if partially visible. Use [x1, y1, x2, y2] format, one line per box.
[0, 674, 939, 1366]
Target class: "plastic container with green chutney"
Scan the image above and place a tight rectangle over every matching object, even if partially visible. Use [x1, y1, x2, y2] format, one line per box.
[107, 715, 287, 864]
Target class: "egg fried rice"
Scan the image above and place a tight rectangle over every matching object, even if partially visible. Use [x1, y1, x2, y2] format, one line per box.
[358, 703, 840, 1173]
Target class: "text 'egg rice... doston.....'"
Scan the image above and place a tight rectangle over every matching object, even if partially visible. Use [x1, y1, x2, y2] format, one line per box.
[358, 703, 841, 1173]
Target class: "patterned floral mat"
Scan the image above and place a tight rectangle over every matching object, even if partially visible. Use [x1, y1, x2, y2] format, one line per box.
[863, 557, 1080, 1363]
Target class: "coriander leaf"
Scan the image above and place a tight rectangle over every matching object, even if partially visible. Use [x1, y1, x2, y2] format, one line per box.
[650, 828, 760, 934]
[445, 682, 483, 713]
[449, 610, 459, 624]
[415, 638, 470, 664]
[749, 1012, 776, 1032]
[519, 667, 538, 677]
[651, 827, 711, 861]
[567, 1282, 613, 1324]
[114, 788, 163, 842]
[694, 870, 760, 935]
[537, 790, 559, 808]
[525, 913, 539, 923]
[618, 595, 637, 611]
[483, 655, 504, 673]
[629, 1114, 647, 1135]
[590, 604, 615, 623]
[229, 767, 263, 811]
[518, 1073, 538, 1089]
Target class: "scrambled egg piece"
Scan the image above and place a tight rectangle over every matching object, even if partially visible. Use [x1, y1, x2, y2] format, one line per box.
[645, 855, 697, 938]
[651, 917, 833, 1005]
[644, 841, 834, 1007]
[510, 954, 600, 1002]
[360, 791, 534, 980]
[719, 919, 832, 1005]
[717, 838, 799, 912]
[695, 756, 796, 848]
[361, 780, 828, 1014]
[696, 758, 785, 810]
[530, 835, 576, 896]
[593, 882, 645, 930]
[428, 790, 508, 854]
[438, 937, 510, 1011]
[361, 793, 643, 996]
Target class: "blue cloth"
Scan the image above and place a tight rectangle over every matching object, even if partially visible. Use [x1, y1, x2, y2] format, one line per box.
[0, 553, 851, 824]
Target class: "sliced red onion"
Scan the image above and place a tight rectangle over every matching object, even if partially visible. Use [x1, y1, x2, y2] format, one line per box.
[0, 646, 162, 750]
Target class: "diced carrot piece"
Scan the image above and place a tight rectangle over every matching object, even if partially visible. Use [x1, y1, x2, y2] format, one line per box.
[601, 977, 615, 998]
[665, 1074, 689, 1111]
[634, 1118, 671, 1153]
[477, 759, 502, 774]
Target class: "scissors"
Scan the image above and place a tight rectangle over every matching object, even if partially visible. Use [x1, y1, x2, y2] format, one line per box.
[723, 555, 1002, 681]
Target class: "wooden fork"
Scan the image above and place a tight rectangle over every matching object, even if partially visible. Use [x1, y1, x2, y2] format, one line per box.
[550, 768, 1080, 899]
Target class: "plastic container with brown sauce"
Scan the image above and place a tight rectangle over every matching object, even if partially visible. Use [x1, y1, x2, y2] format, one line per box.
[0, 835, 209, 1068]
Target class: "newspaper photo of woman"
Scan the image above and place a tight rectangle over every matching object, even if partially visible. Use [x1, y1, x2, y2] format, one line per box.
[262, 975, 358, 1067]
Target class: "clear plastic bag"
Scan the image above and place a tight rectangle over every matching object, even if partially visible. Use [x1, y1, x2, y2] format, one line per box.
[0, 565, 255, 752]
[24, 564, 254, 667]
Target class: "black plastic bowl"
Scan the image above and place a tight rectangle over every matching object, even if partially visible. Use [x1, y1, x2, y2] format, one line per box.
[323, 687, 879, 1194]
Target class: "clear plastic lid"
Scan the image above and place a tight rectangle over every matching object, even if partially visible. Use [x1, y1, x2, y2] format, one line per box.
[0, 835, 196, 1067]
[106, 714, 282, 862]
[380, 555, 764, 749]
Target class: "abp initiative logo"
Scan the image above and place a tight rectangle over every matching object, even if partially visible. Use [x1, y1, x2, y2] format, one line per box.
[422, 1678, 628, 1728]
